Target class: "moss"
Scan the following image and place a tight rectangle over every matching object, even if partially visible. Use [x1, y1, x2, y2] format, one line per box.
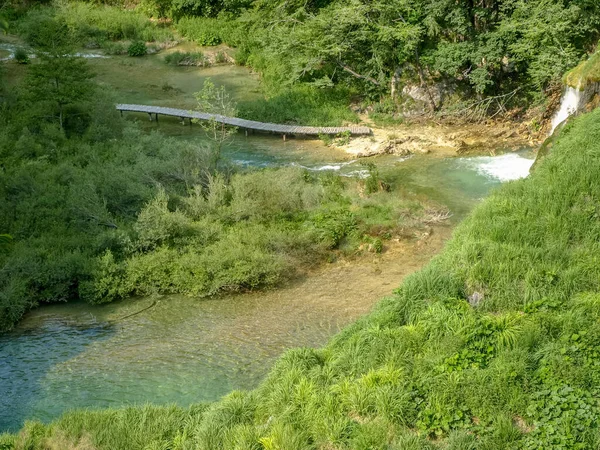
[564, 51, 600, 89]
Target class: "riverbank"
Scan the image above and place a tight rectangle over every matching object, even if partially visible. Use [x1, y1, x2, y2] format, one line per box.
[337, 118, 538, 158]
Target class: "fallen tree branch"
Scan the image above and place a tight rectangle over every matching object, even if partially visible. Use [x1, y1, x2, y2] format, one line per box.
[337, 61, 380, 86]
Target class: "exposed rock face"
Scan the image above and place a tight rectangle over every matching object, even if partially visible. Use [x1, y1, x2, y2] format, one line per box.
[400, 82, 454, 116]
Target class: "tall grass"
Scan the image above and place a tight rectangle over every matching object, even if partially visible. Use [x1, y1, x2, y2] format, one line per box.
[18, 3, 174, 48]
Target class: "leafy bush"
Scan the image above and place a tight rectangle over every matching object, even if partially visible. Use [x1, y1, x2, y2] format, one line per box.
[13, 48, 29, 64]
[127, 41, 147, 57]
[175, 17, 222, 46]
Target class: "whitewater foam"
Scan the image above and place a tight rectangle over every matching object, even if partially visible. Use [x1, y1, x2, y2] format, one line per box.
[550, 85, 582, 134]
[466, 153, 535, 182]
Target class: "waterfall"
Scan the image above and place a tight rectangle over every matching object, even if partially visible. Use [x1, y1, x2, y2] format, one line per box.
[550, 84, 583, 134]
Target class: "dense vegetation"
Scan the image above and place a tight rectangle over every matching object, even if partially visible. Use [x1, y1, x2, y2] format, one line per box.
[5, 84, 600, 450]
[0, 31, 435, 331]
[4, 0, 600, 118]
[152, 0, 600, 111]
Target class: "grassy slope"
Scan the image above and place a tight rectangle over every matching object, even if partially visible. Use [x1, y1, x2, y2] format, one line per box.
[6, 106, 600, 450]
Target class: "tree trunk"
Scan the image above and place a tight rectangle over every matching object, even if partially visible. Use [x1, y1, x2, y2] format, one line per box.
[413, 53, 438, 112]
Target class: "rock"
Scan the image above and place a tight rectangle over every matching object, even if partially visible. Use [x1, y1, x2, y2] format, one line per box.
[468, 291, 484, 307]
[400, 81, 455, 115]
[501, 55, 516, 73]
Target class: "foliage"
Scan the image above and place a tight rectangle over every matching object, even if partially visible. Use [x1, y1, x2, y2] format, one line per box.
[127, 41, 147, 57]
[0, 16, 8, 35]
[229, 0, 600, 108]
[12, 48, 28, 64]
[17, 8, 71, 51]
[194, 78, 238, 167]
[12, 103, 600, 449]
[0, 87, 420, 331]
[175, 17, 223, 46]
[0, 234, 12, 253]
[164, 50, 207, 66]
[17, 3, 173, 49]
[237, 85, 358, 127]
[565, 51, 600, 88]
[21, 53, 95, 130]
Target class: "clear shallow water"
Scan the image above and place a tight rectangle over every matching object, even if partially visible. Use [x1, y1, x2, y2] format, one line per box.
[0, 146, 534, 432]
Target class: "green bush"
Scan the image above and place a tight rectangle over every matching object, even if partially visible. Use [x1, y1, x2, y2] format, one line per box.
[127, 41, 147, 57]
[175, 17, 222, 46]
[13, 47, 29, 64]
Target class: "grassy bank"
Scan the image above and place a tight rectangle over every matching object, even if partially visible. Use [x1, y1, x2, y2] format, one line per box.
[6, 74, 600, 450]
[565, 51, 600, 89]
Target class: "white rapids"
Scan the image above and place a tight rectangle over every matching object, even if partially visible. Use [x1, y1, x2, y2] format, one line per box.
[550, 84, 583, 134]
[466, 153, 535, 182]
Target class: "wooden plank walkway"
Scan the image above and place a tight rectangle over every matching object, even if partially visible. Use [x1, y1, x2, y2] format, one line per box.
[116, 104, 372, 137]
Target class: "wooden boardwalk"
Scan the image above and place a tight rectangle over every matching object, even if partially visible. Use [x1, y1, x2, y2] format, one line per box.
[116, 104, 372, 137]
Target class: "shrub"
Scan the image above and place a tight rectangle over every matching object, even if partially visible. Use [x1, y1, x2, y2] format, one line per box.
[214, 50, 227, 64]
[56, 2, 173, 44]
[164, 51, 207, 66]
[13, 47, 29, 64]
[238, 85, 359, 126]
[127, 41, 147, 57]
[175, 17, 222, 46]
[101, 41, 127, 55]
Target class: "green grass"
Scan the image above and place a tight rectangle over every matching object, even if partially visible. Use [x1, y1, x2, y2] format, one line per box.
[10, 100, 600, 450]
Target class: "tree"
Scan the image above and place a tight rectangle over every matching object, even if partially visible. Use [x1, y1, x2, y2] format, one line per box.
[24, 53, 95, 131]
[193, 79, 237, 170]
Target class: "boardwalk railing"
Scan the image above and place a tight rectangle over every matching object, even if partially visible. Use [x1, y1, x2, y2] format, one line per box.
[116, 104, 372, 138]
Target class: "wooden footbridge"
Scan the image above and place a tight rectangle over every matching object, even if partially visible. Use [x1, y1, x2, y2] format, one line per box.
[116, 104, 372, 139]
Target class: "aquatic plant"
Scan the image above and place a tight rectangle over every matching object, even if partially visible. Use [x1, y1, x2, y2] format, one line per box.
[127, 41, 147, 57]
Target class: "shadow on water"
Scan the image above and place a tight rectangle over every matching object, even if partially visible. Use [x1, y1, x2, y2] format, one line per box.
[0, 312, 115, 431]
